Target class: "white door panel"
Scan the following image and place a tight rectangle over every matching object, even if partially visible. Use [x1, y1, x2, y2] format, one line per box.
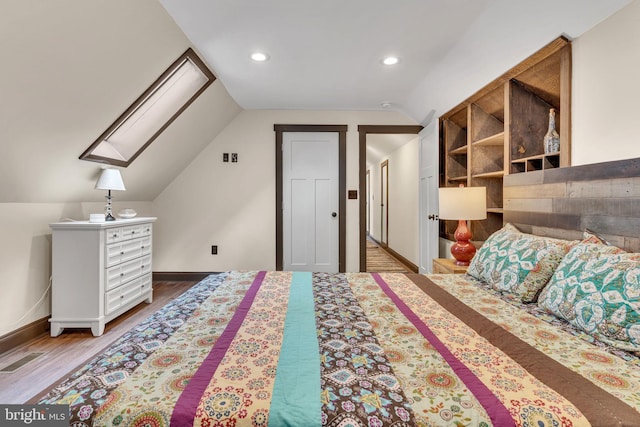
[289, 179, 310, 267]
[419, 123, 440, 273]
[314, 178, 333, 267]
[283, 132, 339, 272]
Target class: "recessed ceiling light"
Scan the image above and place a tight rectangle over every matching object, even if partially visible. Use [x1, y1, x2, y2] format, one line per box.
[382, 56, 399, 65]
[381, 102, 392, 109]
[250, 52, 269, 62]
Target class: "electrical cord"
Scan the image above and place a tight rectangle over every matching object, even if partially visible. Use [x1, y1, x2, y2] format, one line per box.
[7, 276, 52, 329]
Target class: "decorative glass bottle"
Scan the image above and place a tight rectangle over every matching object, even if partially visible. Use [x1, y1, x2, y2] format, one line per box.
[544, 108, 560, 154]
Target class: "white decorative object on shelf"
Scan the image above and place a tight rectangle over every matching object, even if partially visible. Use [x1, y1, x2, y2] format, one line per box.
[89, 213, 105, 223]
[544, 108, 560, 154]
[118, 208, 137, 219]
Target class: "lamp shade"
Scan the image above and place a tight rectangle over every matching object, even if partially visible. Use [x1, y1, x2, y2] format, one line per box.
[438, 186, 487, 220]
[95, 168, 126, 191]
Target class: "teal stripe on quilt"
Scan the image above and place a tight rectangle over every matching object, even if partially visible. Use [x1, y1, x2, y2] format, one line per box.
[269, 272, 321, 427]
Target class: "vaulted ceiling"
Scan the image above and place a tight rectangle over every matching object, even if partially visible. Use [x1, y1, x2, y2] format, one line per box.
[159, 0, 631, 124]
[0, 0, 632, 204]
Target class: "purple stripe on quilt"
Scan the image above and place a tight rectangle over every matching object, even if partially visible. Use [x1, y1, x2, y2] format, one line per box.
[372, 273, 515, 427]
[171, 271, 267, 427]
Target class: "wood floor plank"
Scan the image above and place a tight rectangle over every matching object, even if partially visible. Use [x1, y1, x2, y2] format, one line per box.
[366, 238, 412, 272]
[0, 281, 196, 404]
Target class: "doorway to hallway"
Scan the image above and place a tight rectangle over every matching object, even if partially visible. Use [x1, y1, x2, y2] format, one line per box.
[358, 125, 423, 272]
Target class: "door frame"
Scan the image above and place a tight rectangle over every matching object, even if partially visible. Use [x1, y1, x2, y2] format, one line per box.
[380, 159, 389, 248]
[419, 122, 440, 273]
[275, 124, 347, 272]
[366, 169, 371, 235]
[358, 125, 423, 272]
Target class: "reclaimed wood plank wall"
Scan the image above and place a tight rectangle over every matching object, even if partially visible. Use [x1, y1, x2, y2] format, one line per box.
[503, 157, 640, 252]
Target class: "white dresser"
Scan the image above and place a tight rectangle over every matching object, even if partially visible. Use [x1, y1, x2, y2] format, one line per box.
[49, 217, 156, 337]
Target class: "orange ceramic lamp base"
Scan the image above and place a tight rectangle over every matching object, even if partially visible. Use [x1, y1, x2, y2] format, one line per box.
[450, 219, 476, 266]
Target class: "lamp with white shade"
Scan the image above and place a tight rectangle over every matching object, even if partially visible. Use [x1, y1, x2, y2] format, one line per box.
[95, 168, 126, 221]
[438, 185, 487, 266]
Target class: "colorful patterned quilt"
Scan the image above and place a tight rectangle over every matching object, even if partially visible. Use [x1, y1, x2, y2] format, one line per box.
[37, 271, 640, 426]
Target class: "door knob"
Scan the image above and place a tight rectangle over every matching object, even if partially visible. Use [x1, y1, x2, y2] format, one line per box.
[331, 212, 337, 218]
[428, 214, 439, 220]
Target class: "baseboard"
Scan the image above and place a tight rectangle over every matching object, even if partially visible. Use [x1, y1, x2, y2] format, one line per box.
[152, 272, 219, 281]
[0, 316, 49, 356]
[385, 247, 419, 273]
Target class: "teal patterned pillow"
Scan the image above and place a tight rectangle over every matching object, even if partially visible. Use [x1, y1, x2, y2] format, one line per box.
[467, 223, 517, 284]
[538, 242, 640, 351]
[467, 224, 573, 302]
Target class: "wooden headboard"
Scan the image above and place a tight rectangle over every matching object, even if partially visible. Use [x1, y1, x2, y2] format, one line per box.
[503, 157, 640, 252]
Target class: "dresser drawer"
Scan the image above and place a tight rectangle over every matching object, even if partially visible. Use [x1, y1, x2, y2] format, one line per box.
[106, 254, 151, 291]
[121, 223, 152, 241]
[105, 273, 152, 315]
[105, 223, 152, 244]
[106, 227, 122, 244]
[106, 236, 151, 267]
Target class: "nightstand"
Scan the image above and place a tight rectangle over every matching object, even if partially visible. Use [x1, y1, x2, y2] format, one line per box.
[432, 258, 468, 274]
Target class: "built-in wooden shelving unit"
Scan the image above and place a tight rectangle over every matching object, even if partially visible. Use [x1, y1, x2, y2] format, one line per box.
[440, 36, 572, 242]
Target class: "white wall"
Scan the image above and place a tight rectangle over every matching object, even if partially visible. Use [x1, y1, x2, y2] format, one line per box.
[387, 138, 419, 264]
[153, 109, 417, 273]
[571, 0, 640, 165]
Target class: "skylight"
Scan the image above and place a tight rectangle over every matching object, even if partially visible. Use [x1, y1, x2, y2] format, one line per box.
[80, 48, 215, 167]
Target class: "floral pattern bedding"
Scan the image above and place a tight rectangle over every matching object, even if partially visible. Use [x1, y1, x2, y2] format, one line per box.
[36, 271, 640, 426]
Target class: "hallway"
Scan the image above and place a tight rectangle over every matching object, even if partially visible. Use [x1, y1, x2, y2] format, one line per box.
[365, 238, 412, 273]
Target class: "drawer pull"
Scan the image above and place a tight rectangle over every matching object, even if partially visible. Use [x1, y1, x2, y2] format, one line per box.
[113, 233, 118, 238]
[141, 265, 144, 269]
[120, 295, 124, 299]
[120, 273, 124, 276]
[121, 251, 125, 255]
[141, 246, 144, 249]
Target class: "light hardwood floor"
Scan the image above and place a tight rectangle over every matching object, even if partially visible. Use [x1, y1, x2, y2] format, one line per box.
[0, 281, 197, 404]
[366, 238, 412, 273]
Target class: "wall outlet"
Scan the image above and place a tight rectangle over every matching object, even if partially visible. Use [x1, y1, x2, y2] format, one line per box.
[231, 153, 238, 163]
[223, 153, 229, 162]
[211, 245, 218, 255]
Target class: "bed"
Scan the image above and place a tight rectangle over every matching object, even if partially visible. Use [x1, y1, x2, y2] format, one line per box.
[36, 266, 640, 426]
[35, 159, 640, 426]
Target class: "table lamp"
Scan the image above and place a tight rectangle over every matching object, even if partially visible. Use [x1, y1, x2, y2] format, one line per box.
[438, 185, 487, 266]
[95, 168, 126, 221]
